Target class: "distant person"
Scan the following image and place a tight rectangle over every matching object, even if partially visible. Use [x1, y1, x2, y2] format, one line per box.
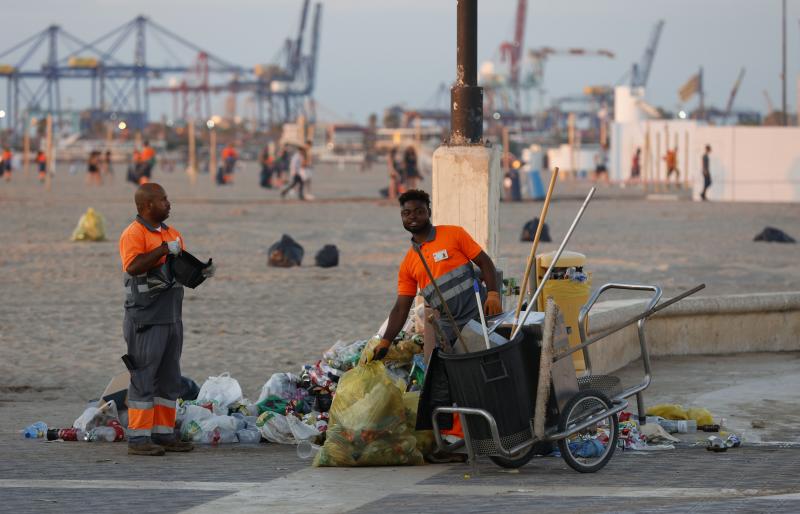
[36, 150, 47, 183]
[87, 150, 102, 186]
[594, 144, 609, 183]
[275, 146, 290, 185]
[403, 146, 421, 190]
[664, 147, 679, 182]
[280, 146, 307, 200]
[2, 147, 13, 182]
[217, 142, 238, 185]
[303, 140, 314, 198]
[259, 145, 274, 188]
[387, 146, 402, 199]
[701, 145, 712, 201]
[128, 149, 146, 185]
[140, 140, 156, 182]
[103, 150, 113, 179]
[630, 147, 641, 182]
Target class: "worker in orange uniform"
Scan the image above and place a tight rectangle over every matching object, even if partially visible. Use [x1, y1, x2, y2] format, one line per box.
[36, 150, 47, 182]
[119, 183, 215, 456]
[140, 140, 156, 184]
[367, 189, 502, 362]
[664, 147, 679, 182]
[219, 142, 238, 184]
[2, 147, 13, 182]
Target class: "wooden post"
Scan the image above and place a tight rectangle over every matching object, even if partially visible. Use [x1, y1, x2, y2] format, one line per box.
[208, 126, 216, 184]
[187, 120, 197, 184]
[502, 126, 510, 171]
[44, 115, 53, 191]
[567, 113, 576, 178]
[22, 121, 30, 177]
[643, 124, 651, 189]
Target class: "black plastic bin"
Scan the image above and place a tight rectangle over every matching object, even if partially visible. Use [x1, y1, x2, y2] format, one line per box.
[438, 330, 542, 453]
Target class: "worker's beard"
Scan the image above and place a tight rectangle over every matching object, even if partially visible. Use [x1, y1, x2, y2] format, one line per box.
[404, 219, 432, 235]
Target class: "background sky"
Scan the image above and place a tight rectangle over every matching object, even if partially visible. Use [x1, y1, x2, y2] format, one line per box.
[1, 0, 798, 123]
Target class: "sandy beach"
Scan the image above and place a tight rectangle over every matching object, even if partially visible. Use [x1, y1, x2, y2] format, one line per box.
[1, 161, 799, 415]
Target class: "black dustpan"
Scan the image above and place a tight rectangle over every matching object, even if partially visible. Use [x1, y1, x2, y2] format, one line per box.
[171, 250, 212, 289]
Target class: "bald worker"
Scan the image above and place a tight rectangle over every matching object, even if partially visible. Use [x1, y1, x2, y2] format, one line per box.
[119, 183, 215, 456]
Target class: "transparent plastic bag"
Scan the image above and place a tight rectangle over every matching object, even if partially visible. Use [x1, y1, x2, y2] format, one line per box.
[313, 361, 424, 467]
[197, 372, 243, 408]
[258, 411, 296, 444]
[73, 400, 118, 432]
[257, 373, 301, 403]
[323, 340, 367, 372]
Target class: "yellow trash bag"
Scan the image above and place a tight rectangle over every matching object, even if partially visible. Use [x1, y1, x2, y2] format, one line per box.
[403, 391, 434, 456]
[687, 408, 714, 426]
[313, 361, 424, 467]
[646, 404, 689, 420]
[358, 336, 422, 367]
[71, 207, 106, 242]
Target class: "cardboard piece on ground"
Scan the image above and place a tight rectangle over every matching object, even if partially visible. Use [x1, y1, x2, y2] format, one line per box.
[98, 371, 129, 410]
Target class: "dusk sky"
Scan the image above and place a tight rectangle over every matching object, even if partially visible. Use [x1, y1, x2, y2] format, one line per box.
[1, 0, 798, 122]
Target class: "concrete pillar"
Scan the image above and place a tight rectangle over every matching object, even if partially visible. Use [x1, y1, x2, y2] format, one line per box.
[431, 144, 501, 260]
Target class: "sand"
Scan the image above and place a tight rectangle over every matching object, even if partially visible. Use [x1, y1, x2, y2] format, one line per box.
[1, 160, 799, 419]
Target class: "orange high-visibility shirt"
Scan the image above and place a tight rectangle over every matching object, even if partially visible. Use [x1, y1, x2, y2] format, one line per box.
[221, 147, 238, 159]
[397, 225, 482, 296]
[140, 146, 155, 161]
[119, 217, 184, 273]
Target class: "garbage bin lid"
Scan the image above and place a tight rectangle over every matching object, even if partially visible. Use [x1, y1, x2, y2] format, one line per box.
[539, 250, 585, 268]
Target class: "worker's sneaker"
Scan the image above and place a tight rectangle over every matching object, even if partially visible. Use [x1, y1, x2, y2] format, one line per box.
[127, 442, 166, 456]
[158, 439, 195, 452]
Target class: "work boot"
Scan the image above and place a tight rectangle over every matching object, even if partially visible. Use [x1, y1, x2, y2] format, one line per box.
[158, 439, 195, 452]
[128, 442, 166, 456]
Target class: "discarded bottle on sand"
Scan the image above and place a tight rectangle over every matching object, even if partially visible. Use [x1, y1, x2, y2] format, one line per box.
[47, 428, 85, 441]
[200, 428, 237, 445]
[84, 426, 118, 442]
[296, 440, 321, 459]
[658, 419, 697, 434]
[23, 422, 48, 439]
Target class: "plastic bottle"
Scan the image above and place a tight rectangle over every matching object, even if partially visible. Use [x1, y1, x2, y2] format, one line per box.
[85, 426, 118, 442]
[106, 420, 126, 442]
[296, 440, 320, 459]
[23, 422, 47, 439]
[47, 428, 85, 441]
[658, 419, 697, 433]
[236, 428, 261, 444]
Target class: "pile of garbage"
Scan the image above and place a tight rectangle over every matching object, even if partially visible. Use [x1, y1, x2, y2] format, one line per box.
[22, 316, 431, 465]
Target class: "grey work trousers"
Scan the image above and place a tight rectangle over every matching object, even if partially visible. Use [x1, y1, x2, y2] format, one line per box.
[123, 317, 183, 443]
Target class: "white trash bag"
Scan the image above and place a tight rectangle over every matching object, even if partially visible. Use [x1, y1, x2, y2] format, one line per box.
[197, 372, 243, 408]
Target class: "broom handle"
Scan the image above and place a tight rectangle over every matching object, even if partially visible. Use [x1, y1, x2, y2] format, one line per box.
[511, 167, 559, 331]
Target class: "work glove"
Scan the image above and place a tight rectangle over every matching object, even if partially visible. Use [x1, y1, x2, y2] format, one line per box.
[166, 238, 182, 256]
[359, 338, 392, 366]
[202, 261, 216, 278]
[483, 291, 503, 317]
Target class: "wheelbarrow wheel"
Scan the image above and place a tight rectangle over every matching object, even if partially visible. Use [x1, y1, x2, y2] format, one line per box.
[489, 441, 553, 469]
[557, 389, 618, 473]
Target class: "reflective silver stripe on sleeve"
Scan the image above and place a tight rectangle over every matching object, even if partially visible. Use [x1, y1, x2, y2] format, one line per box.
[136, 284, 149, 293]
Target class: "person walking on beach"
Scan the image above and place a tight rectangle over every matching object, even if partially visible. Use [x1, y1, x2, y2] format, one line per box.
[87, 150, 102, 186]
[302, 140, 314, 198]
[387, 146, 403, 199]
[103, 150, 113, 180]
[2, 147, 13, 182]
[140, 141, 156, 182]
[664, 147, 679, 182]
[630, 147, 641, 182]
[701, 145, 712, 201]
[280, 146, 307, 200]
[36, 150, 47, 183]
[259, 145, 274, 188]
[403, 146, 421, 190]
[119, 183, 215, 456]
[274, 145, 290, 186]
[594, 144, 609, 183]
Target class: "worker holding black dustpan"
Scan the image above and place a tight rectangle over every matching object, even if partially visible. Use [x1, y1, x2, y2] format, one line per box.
[364, 189, 502, 363]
